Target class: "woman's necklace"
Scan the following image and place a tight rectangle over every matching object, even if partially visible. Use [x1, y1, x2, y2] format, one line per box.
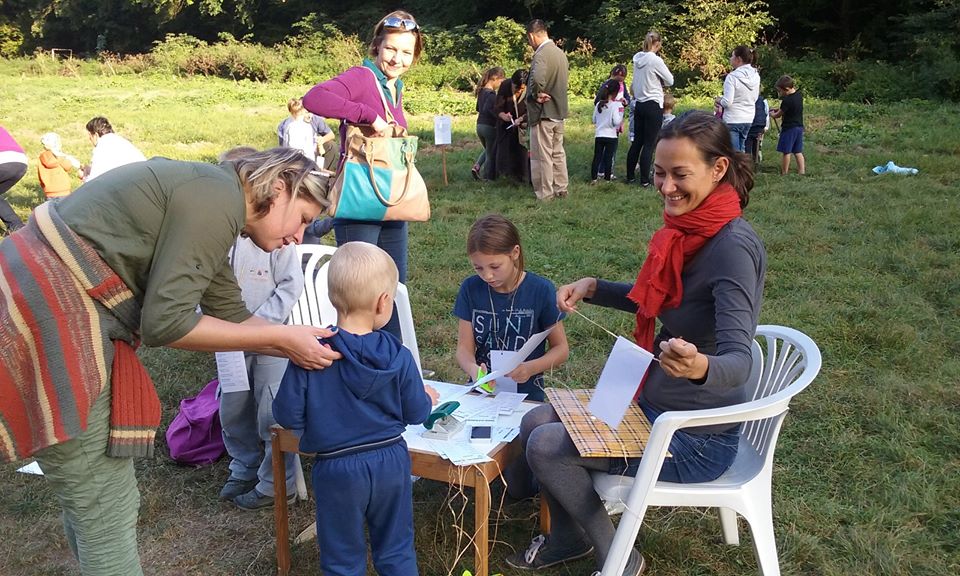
[487, 272, 524, 351]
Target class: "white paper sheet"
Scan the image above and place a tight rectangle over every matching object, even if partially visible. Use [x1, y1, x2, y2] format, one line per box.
[215, 351, 249, 393]
[489, 350, 518, 393]
[489, 392, 527, 414]
[424, 380, 469, 405]
[426, 439, 491, 465]
[16, 461, 43, 475]
[434, 115, 452, 145]
[463, 325, 555, 395]
[588, 336, 655, 429]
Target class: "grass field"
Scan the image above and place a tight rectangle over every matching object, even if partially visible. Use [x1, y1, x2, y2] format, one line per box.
[1, 68, 959, 576]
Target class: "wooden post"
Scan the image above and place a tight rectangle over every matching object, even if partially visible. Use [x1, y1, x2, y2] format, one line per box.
[441, 146, 448, 185]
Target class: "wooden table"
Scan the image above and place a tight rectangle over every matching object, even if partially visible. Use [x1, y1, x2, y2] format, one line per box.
[271, 384, 540, 576]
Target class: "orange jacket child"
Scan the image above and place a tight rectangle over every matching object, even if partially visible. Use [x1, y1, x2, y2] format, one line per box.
[38, 132, 80, 198]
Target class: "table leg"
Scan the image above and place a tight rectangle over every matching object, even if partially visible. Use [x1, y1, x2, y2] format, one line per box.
[273, 433, 291, 576]
[474, 468, 491, 576]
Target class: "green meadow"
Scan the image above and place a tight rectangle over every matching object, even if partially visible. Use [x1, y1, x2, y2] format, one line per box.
[1, 70, 958, 575]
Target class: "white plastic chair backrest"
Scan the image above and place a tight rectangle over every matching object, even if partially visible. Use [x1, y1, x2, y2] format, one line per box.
[394, 283, 423, 374]
[287, 244, 423, 372]
[742, 325, 822, 461]
[288, 244, 337, 328]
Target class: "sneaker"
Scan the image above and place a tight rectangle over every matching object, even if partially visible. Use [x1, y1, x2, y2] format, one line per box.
[625, 178, 636, 184]
[640, 181, 651, 188]
[233, 488, 296, 511]
[219, 478, 257, 501]
[471, 165, 481, 180]
[505, 534, 594, 570]
[590, 549, 646, 576]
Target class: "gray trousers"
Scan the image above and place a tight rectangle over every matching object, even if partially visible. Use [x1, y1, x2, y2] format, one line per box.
[219, 354, 297, 496]
[34, 384, 144, 575]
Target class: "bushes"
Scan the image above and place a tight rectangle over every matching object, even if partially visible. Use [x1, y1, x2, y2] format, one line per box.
[766, 54, 947, 104]
[5, 24, 959, 104]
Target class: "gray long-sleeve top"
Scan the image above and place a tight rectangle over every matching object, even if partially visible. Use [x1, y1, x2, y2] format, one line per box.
[229, 237, 303, 325]
[587, 218, 766, 433]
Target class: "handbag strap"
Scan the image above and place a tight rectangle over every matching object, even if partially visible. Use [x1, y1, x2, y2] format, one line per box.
[364, 66, 397, 126]
[361, 140, 415, 207]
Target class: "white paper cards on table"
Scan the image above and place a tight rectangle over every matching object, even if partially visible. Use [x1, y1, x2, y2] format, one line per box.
[588, 336, 655, 429]
[434, 115, 452, 145]
[468, 325, 555, 394]
[215, 351, 249, 393]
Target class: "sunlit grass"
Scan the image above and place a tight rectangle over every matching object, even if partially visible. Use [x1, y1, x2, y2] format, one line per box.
[1, 68, 958, 575]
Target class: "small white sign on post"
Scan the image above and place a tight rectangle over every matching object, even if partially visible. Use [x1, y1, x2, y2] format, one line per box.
[433, 115, 452, 145]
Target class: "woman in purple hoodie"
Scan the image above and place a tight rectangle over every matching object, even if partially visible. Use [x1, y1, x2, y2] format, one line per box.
[302, 10, 423, 339]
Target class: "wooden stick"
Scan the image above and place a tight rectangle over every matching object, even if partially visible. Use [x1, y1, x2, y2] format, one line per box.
[442, 146, 448, 185]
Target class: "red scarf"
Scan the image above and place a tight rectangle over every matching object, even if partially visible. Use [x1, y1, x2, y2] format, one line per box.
[627, 183, 742, 363]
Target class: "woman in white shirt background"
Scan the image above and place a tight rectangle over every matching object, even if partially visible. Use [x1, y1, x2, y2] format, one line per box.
[83, 116, 147, 182]
[715, 46, 761, 153]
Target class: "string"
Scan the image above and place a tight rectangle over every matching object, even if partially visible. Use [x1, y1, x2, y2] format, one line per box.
[571, 309, 660, 362]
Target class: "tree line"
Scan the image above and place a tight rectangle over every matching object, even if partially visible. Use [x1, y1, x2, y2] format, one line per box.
[1, 0, 956, 63]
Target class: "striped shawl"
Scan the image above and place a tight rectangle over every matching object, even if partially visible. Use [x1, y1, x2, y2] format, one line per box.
[0, 202, 160, 462]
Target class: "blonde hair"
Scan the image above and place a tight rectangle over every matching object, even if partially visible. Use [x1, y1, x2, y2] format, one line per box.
[230, 147, 330, 218]
[328, 242, 399, 316]
[643, 30, 662, 52]
[287, 98, 304, 115]
[218, 146, 257, 162]
[662, 93, 676, 112]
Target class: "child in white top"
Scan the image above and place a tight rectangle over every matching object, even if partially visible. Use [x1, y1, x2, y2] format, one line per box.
[590, 80, 625, 182]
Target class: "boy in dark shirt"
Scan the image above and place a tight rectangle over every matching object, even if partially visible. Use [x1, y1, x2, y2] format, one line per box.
[273, 241, 438, 576]
[770, 75, 805, 175]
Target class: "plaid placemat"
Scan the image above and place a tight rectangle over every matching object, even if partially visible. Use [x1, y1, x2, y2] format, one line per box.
[545, 387, 657, 458]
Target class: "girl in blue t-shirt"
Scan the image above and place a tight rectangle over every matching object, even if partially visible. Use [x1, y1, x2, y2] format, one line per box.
[453, 214, 569, 402]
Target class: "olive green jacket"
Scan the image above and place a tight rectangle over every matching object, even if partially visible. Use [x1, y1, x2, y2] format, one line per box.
[526, 39, 570, 126]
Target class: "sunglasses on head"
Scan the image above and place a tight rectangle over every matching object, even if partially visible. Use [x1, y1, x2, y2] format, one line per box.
[382, 16, 418, 31]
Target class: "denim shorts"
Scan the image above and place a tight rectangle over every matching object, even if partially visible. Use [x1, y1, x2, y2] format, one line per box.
[608, 403, 740, 483]
[777, 126, 804, 154]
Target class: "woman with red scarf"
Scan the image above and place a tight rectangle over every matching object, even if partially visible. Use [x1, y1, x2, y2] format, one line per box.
[504, 111, 766, 574]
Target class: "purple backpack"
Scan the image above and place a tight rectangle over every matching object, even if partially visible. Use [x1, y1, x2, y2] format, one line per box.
[166, 379, 225, 466]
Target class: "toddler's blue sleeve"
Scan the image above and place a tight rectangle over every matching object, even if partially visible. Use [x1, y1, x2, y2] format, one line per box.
[272, 365, 307, 430]
[398, 352, 432, 425]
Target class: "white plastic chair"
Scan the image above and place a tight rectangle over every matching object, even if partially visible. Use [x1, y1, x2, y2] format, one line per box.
[594, 325, 822, 576]
[288, 244, 423, 373]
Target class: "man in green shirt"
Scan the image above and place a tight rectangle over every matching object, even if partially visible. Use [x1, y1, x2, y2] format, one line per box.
[526, 19, 570, 201]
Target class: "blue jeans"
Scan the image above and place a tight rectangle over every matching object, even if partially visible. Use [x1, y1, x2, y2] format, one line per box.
[726, 123, 751, 153]
[607, 403, 739, 482]
[333, 219, 408, 339]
